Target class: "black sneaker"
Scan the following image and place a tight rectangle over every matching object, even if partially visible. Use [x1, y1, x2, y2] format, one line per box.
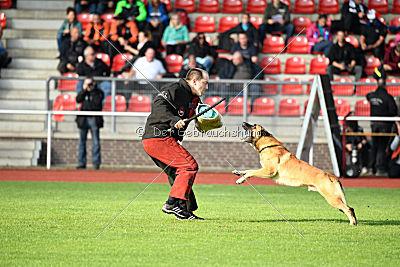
[162, 201, 193, 219]
[76, 165, 86, 169]
[175, 213, 204, 221]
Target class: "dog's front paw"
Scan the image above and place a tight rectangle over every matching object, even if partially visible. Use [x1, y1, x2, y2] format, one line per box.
[232, 170, 243, 176]
[236, 176, 246, 184]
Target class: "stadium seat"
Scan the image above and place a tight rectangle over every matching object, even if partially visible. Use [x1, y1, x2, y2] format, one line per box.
[77, 13, 93, 31]
[193, 15, 216, 33]
[55, 93, 76, 111]
[332, 77, 354, 95]
[57, 73, 79, 91]
[354, 99, 370, 116]
[368, 0, 388, 14]
[204, 96, 226, 115]
[292, 16, 312, 34]
[309, 57, 329, 74]
[103, 95, 127, 112]
[262, 36, 285, 54]
[281, 77, 303, 95]
[393, 0, 400, 14]
[222, 0, 243, 13]
[246, 0, 267, 14]
[278, 98, 300, 116]
[252, 97, 275, 116]
[293, 0, 315, 14]
[53, 101, 65, 122]
[317, 0, 339, 14]
[227, 97, 251, 115]
[303, 99, 322, 116]
[0, 12, 6, 29]
[198, 0, 219, 13]
[0, 0, 11, 9]
[334, 98, 351, 117]
[365, 57, 381, 76]
[111, 53, 133, 72]
[262, 77, 279, 95]
[345, 36, 359, 48]
[386, 78, 400, 96]
[305, 78, 314, 94]
[100, 13, 114, 23]
[218, 16, 240, 33]
[165, 54, 183, 73]
[95, 53, 111, 67]
[356, 78, 378, 96]
[161, 0, 172, 11]
[260, 57, 281, 74]
[286, 36, 308, 54]
[284, 56, 306, 74]
[174, 0, 195, 12]
[128, 95, 151, 112]
[250, 16, 263, 29]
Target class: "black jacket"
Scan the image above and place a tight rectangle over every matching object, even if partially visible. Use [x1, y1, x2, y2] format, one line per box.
[223, 23, 259, 45]
[218, 59, 264, 80]
[76, 86, 104, 128]
[77, 58, 111, 77]
[341, 1, 368, 21]
[188, 38, 217, 59]
[367, 87, 398, 118]
[328, 42, 356, 66]
[142, 79, 200, 141]
[60, 38, 87, 66]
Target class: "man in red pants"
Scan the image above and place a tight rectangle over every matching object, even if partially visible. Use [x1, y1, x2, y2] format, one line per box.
[142, 68, 209, 220]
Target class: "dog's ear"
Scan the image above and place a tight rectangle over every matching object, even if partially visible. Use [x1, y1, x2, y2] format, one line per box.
[260, 129, 271, 137]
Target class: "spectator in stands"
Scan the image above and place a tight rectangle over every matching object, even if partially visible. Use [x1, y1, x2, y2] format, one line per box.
[359, 10, 387, 60]
[0, 25, 12, 74]
[161, 13, 189, 56]
[327, 31, 362, 81]
[259, 0, 294, 46]
[222, 13, 259, 48]
[366, 66, 398, 176]
[114, 0, 147, 30]
[83, 13, 110, 53]
[179, 54, 205, 79]
[76, 77, 104, 170]
[389, 121, 400, 178]
[77, 46, 111, 98]
[145, 0, 169, 50]
[57, 27, 87, 74]
[57, 7, 82, 54]
[230, 32, 258, 63]
[335, 0, 368, 34]
[345, 120, 369, 176]
[186, 33, 217, 72]
[306, 14, 333, 57]
[383, 43, 400, 74]
[75, 0, 105, 15]
[218, 51, 264, 100]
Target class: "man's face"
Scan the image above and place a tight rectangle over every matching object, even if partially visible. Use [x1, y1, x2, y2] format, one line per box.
[85, 47, 95, 62]
[71, 28, 80, 41]
[273, 0, 280, 6]
[92, 14, 100, 25]
[191, 73, 209, 97]
[238, 33, 248, 46]
[336, 31, 345, 43]
[145, 48, 155, 62]
[241, 15, 249, 25]
[232, 52, 243, 66]
[83, 78, 94, 90]
[318, 17, 326, 27]
[116, 18, 124, 26]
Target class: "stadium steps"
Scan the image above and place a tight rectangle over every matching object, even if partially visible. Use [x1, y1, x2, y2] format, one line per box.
[17, 0, 72, 10]
[0, 140, 42, 166]
[3, 29, 56, 39]
[6, 48, 58, 59]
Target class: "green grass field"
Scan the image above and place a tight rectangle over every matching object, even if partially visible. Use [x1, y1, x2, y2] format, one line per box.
[0, 181, 399, 266]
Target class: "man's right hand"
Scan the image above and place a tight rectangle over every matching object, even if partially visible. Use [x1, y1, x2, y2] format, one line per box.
[174, 120, 186, 129]
[267, 19, 274, 25]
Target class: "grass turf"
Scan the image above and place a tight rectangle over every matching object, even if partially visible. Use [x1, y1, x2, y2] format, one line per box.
[0, 181, 399, 266]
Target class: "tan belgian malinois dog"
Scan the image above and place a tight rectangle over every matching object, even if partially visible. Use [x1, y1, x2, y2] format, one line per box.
[233, 122, 357, 225]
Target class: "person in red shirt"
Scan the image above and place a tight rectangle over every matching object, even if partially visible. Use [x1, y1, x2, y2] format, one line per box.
[383, 43, 400, 74]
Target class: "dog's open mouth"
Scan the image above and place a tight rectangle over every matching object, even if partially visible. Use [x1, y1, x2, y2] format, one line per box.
[241, 122, 253, 143]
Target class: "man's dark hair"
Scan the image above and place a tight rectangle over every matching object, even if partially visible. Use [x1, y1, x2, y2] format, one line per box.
[66, 7, 76, 16]
[318, 14, 327, 20]
[186, 68, 204, 81]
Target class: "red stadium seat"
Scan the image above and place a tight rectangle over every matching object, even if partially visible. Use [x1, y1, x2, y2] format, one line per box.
[332, 77, 354, 95]
[174, 0, 196, 12]
[292, 16, 312, 34]
[0, 0, 11, 9]
[345, 36, 359, 48]
[318, 0, 339, 14]
[260, 57, 281, 74]
[284, 56, 306, 74]
[334, 98, 351, 117]
[250, 16, 263, 29]
[262, 36, 285, 54]
[57, 73, 79, 91]
[262, 77, 279, 95]
[293, 0, 315, 14]
[390, 17, 400, 28]
[278, 98, 300, 116]
[386, 78, 400, 96]
[53, 101, 65, 122]
[286, 36, 308, 54]
[252, 97, 275, 116]
[0, 12, 6, 29]
[356, 78, 378, 96]
[222, 0, 243, 13]
[393, 0, 400, 14]
[77, 13, 93, 31]
[365, 57, 381, 76]
[281, 77, 303, 95]
[246, 0, 267, 14]
[55, 93, 76, 111]
[227, 97, 251, 115]
[204, 96, 226, 115]
[95, 53, 111, 67]
[198, 0, 219, 13]
[161, 0, 172, 11]
[368, 0, 388, 14]
[354, 99, 370, 116]
[128, 95, 151, 112]
[309, 57, 329, 74]
[165, 54, 183, 73]
[193, 15, 216, 33]
[103, 95, 127, 112]
[303, 99, 322, 116]
[111, 53, 133, 72]
[218, 16, 239, 33]
[100, 13, 114, 23]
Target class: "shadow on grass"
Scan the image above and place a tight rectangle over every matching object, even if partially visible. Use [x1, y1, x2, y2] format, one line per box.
[240, 218, 400, 226]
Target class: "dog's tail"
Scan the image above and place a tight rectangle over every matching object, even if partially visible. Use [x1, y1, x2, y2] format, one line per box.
[336, 180, 347, 205]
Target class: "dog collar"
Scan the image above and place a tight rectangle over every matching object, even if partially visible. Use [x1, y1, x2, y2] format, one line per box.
[258, 145, 282, 153]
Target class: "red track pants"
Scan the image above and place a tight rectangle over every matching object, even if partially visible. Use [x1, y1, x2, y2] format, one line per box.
[142, 137, 198, 200]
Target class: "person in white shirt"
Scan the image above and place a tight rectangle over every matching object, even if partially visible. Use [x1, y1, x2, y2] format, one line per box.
[129, 47, 166, 80]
